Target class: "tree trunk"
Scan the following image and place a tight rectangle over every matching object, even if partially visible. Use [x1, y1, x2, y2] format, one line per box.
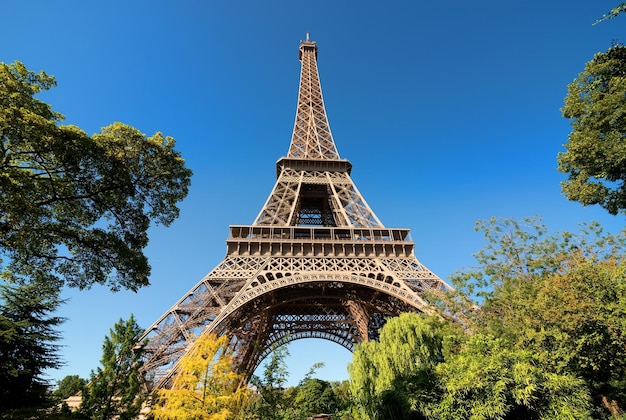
[602, 395, 623, 418]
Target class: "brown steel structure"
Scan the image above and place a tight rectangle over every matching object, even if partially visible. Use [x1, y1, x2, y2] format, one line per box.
[138, 35, 453, 390]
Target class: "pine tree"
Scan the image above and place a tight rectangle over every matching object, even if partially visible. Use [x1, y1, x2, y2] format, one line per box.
[0, 280, 64, 414]
[80, 315, 146, 419]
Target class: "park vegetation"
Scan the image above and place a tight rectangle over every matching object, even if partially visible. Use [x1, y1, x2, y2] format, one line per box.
[350, 217, 626, 419]
[560, 44, 626, 215]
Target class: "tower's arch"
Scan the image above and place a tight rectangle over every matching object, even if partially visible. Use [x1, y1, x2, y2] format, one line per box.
[209, 272, 436, 375]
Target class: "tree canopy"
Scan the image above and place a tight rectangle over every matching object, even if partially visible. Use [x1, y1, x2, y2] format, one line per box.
[291, 378, 346, 420]
[449, 217, 626, 418]
[349, 313, 449, 420]
[0, 61, 192, 291]
[52, 374, 86, 401]
[349, 218, 626, 419]
[249, 344, 292, 420]
[249, 346, 351, 420]
[560, 45, 626, 215]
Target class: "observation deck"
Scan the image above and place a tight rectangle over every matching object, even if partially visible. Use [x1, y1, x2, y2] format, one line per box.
[227, 225, 415, 258]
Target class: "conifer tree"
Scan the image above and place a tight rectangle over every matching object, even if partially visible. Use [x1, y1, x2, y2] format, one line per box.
[80, 315, 146, 419]
[0, 280, 64, 415]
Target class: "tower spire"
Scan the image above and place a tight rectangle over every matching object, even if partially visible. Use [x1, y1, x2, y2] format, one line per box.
[288, 35, 340, 160]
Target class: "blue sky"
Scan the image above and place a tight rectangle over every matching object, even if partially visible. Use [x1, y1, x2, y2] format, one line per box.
[2, 1, 625, 386]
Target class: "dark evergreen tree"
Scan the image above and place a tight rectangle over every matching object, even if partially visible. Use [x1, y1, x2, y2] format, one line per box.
[0, 280, 64, 415]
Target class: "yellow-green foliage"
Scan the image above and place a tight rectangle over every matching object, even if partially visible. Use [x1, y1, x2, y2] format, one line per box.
[152, 333, 250, 420]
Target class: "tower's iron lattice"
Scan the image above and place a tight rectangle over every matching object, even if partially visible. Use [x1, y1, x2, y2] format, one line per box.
[138, 36, 453, 390]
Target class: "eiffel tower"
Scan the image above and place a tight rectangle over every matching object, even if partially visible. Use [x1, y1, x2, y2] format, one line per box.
[139, 35, 453, 390]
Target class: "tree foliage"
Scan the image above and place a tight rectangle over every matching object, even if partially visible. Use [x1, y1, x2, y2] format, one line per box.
[292, 378, 345, 420]
[349, 313, 448, 420]
[349, 313, 594, 420]
[450, 217, 626, 418]
[327, 380, 354, 420]
[432, 334, 592, 420]
[248, 345, 351, 420]
[52, 374, 87, 401]
[595, 2, 626, 24]
[0, 61, 192, 291]
[80, 315, 146, 419]
[249, 344, 292, 420]
[560, 45, 626, 215]
[348, 218, 625, 419]
[152, 333, 251, 420]
[0, 280, 64, 416]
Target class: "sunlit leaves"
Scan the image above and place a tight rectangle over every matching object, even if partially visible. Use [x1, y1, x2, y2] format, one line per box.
[594, 2, 626, 25]
[452, 217, 626, 417]
[351, 218, 626, 418]
[433, 334, 592, 420]
[0, 61, 192, 291]
[560, 45, 626, 215]
[348, 313, 447, 420]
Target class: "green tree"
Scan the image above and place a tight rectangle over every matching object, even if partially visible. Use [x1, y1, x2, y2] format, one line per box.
[432, 334, 592, 420]
[292, 378, 341, 419]
[80, 315, 146, 419]
[329, 380, 354, 420]
[348, 313, 449, 420]
[249, 344, 292, 420]
[152, 333, 251, 420]
[595, 3, 626, 24]
[451, 217, 626, 418]
[0, 61, 192, 292]
[0, 280, 64, 417]
[560, 45, 626, 215]
[52, 374, 87, 401]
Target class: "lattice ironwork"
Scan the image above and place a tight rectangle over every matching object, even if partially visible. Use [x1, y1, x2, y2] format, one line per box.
[138, 36, 453, 391]
[287, 34, 339, 160]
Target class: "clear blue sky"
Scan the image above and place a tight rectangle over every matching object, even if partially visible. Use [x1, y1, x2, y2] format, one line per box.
[2, 1, 625, 386]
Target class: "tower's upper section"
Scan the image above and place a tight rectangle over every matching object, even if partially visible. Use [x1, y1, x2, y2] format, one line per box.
[287, 34, 341, 160]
